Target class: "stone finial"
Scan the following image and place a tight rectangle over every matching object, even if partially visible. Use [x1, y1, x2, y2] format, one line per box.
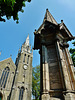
[61, 20, 63, 23]
[46, 8, 48, 11]
[31, 47, 33, 54]
[34, 29, 37, 34]
[10, 54, 12, 58]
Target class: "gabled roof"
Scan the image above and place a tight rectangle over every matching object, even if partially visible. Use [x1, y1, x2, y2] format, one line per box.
[0, 57, 12, 63]
[35, 9, 58, 34]
[0, 57, 16, 71]
[59, 21, 73, 38]
[34, 9, 74, 41]
[43, 9, 58, 25]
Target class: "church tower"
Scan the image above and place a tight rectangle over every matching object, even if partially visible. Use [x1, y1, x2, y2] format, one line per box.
[34, 9, 75, 100]
[10, 35, 33, 100]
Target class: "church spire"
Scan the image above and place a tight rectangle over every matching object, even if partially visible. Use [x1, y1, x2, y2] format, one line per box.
[25, 34, 29, 46]
[43, 9, 58, 25]
[21, 35, 32, 53]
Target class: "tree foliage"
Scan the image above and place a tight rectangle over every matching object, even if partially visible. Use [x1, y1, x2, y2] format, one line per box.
[32, 65, 40, 100]
[70, 41, 75, 67]
[0, 0, 31, 23]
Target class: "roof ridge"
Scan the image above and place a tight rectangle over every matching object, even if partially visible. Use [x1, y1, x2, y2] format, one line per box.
[0, 57, 11, 63]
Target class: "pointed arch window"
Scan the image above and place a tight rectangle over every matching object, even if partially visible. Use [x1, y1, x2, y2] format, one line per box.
[0, 67, 10, 88]
[23, 54, 26, 63]
[27, 55, 30, 64]
[19, 87, 24, 100]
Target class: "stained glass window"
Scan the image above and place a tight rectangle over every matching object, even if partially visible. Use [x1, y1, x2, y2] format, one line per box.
[0, 67, 10, 88]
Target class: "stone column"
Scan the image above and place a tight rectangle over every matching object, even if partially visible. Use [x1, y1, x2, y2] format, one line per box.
[56, 41, 71, 90]
[41, 45, 50, 100]
[65, 48, 75, 89]
[56, 41, 75, 100]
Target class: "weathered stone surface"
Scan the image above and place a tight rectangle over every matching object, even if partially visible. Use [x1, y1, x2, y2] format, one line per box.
[64, 93, 75, 100]
[34, 9, 75, 100]
[41, 94, 50, 100]
[10, 35, 33, 100]
[47, 45, 63, 90]
[0, 35, 33, 100]
[0, 58, 16, 100]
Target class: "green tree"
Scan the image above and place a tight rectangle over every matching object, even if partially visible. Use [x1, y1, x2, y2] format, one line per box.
[0, 0, 31, 23]
[70, 41, 75, 67]
[32, 65, 40, 100]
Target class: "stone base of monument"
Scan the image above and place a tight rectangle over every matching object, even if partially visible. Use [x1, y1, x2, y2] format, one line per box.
[50, 97, 61, 100]
[41, 93, 50, 100]
[63, 91, 75, 100]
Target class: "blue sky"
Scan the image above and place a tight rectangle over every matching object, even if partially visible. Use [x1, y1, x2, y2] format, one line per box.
[0, 0, 75, 67]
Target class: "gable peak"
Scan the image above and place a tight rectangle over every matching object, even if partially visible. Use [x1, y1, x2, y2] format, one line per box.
[43, 9, 58, 25]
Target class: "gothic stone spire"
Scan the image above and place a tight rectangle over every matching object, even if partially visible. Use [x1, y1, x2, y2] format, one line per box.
[21, 35, 31, 53]
[25, 34, 29, 46]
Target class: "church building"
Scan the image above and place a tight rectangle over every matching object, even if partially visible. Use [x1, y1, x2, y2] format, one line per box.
[0, 35, 33, 100]
[0, 9, 75, 100]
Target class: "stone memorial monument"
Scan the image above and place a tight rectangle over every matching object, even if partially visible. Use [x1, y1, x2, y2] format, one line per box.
[34, 9, 75, 100]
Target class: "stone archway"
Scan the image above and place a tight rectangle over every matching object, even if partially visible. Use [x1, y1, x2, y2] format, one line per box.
[0, 92, 3, 100]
